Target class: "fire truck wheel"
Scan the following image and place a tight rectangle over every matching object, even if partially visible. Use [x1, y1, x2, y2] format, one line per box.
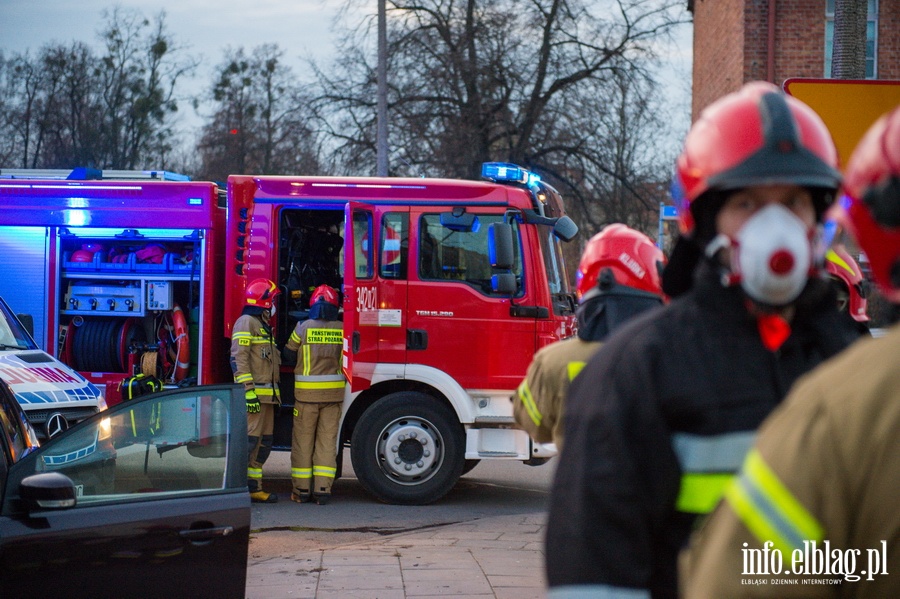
[351, 392, 464, 505]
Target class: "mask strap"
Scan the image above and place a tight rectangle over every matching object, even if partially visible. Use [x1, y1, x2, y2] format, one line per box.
[705, 234, 731, 259]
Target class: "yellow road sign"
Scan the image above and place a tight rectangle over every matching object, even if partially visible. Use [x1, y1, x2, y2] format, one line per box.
[783, 78, 900, 167]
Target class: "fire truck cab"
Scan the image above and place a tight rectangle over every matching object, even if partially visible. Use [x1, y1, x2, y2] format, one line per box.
[0, 164, 578, 504]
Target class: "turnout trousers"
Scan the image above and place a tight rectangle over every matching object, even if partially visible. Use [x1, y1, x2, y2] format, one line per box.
[291, 401, 341, 496]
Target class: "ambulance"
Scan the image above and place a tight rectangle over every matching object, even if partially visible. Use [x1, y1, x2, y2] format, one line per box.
[0, 295, 106, 441]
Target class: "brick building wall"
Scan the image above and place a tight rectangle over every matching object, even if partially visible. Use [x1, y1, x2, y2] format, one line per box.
[691, 0, 745, 118]
[691, 0, 900, 120]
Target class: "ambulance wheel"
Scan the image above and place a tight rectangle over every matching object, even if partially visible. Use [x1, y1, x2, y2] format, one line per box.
[351, 392, 464, 505]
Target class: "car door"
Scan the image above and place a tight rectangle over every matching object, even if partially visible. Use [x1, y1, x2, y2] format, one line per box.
[0, 384, 249, 599]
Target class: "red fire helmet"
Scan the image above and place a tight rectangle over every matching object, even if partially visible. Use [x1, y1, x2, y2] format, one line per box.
[674, 81, 841, 236]
[828, 106, 900, 303]
[244, 278, 279, 309]
[310, 284, 339, 308]
[575, 224, 665, 300]
[824, 245, 868, 322]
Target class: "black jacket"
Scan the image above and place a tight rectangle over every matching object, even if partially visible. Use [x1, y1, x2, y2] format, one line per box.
[545, 260, 860, 598]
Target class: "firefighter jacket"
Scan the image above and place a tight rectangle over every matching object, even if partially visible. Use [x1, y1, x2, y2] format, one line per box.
[682, 324, 900, 598]
[513, 337, 601, 452]
[284, 318, 344, 403]
[230, 313, 281, 404]
[513, 281, 663, 452]
[545, 259, 861, 599]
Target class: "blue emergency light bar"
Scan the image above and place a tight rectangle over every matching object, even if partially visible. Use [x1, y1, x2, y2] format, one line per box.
[481, 162, 541, 186]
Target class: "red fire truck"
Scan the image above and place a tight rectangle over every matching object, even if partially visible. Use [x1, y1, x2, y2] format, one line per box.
[0, 164, 578, 503]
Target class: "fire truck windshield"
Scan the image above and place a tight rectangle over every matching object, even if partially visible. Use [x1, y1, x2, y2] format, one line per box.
[539, 228, 575, 316]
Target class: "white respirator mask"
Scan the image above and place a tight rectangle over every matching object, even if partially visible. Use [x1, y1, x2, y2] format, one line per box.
[709, 204, 814, 306]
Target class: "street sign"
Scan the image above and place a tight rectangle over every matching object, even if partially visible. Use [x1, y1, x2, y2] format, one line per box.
[783, 78, 900, 167]
[658, 203, 678, 249]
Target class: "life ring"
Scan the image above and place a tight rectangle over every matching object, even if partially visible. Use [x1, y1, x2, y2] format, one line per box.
[171, 304, 190, 382]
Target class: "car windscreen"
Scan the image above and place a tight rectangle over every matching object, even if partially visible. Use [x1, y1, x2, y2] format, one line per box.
[0, 299, 37, 351]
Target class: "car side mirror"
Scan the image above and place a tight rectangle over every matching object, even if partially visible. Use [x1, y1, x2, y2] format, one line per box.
[20, 472, 77, 510]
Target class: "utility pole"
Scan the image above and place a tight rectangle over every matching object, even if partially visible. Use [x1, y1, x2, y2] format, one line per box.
[376, 0, 389, 176]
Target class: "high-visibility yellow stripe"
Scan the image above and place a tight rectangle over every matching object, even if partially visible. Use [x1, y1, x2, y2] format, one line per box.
[234, 373, 253, 383]
[725, 449, 824, 556]
[676, 472, 735, 514]
[313, 465, 337, 478]
[825, 249, 856, 276]
[295, 374, 344, 382]
[295, 380, 345, 390]
[254, 387, 275, 396]
[516, 380, 542, 427]
[290, 330, 302, 344]
[291, 468, 312, 479]
[233, 331, 274, 344]
[302, 345, 311, 376]
[567, 361, 586, 381]
[247, 468, 262, 479]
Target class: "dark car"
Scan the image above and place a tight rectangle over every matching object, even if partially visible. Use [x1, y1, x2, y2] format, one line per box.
[0, 380, 250, 599]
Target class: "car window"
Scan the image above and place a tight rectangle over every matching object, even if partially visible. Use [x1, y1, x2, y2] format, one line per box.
[0, 383, 39, 464]
[8, 387, 235, 503]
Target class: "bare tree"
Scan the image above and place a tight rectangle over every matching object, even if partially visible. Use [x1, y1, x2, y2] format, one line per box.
[97, 7, 197, 169]
[196, 44, 322, 181]
[831, 0, 868, 79]
[309, 0, 687, 233]
[0, 8, 195, 171]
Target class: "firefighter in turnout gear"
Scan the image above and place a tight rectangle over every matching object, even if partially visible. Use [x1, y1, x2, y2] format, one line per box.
[682, 105, 900, 599]
[546, 82, 862, 598]
[512, 224, 665, 452]
[283, 284, 345, 505]
[231, 278, 282, 504]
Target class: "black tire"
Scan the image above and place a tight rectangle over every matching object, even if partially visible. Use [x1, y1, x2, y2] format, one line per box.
[461, 459, 481, 475]
[351, 391, 464, 505]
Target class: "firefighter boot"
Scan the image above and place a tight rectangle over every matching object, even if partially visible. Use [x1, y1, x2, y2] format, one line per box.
[313, 493, 330, 505]
[290, 491, 312, 503]
[250, 490, 278, 503]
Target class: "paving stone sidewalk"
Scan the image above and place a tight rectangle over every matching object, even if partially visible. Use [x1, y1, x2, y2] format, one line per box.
[245, 512, 547, 598]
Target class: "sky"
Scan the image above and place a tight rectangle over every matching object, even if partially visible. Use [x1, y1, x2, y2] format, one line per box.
[1, 0, 355, 138]
[0, 0, 692, 152]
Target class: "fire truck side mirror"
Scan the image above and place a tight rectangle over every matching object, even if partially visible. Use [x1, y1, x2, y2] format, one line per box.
[491, 273, 517, 295]
[488, 223, 514, 270]
[552, 215, 578, 242]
